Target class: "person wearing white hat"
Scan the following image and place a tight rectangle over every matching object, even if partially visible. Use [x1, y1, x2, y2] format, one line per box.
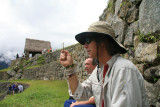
[60, 21, 149, 107]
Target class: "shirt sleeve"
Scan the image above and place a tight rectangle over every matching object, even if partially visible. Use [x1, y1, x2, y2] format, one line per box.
[73, 73, 94, 101]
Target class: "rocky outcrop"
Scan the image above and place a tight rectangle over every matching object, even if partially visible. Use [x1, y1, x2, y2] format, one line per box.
[7, 70, 16, 77]
[99, 0, 160, 106]
[0, 72, 9, 80]
[139, 0, 160, 34]
[135, 42, 159, 63]
[145, 80, 160, 106]
[144, 65, 160, 83]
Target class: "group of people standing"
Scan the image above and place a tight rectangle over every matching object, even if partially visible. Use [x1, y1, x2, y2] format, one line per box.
[16, 53, 25, 59]
[8, 83, 23, 95]
[42, 48, 53, 54]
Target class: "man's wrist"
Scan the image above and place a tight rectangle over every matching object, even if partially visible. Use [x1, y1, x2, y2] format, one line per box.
[65, 64, 74, 69]
[65, 68, 75, 76]
[67, 73, 76, 78]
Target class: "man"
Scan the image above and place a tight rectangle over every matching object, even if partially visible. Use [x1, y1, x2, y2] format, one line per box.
[7, 85, 12, 94]
[18, 83, 23, 93]
[85, 58, 97, 75]
[64, 58, 97, 107]
[16, 53, 19, 59]
[60, 21, 149, 107]
[12, 83, 18, 95]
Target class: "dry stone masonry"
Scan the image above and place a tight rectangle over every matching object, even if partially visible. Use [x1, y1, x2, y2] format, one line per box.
[99, 0, 160, 106]
[0, 43, 89, 81]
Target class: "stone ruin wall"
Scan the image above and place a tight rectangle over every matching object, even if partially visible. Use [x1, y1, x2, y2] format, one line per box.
[2, 43, 89, 81]
[20, 43, 89, 81]
[99, 0, 160, 106]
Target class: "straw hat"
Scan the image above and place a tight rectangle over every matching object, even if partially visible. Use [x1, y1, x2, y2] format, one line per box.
[75, 21, 127, 54]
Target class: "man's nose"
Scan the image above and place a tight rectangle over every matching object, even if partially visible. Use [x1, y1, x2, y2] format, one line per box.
[84, 43, 88, 48]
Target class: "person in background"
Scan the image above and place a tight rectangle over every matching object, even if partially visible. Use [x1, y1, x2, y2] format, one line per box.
[60, 21, 149, 107]
[18, 83, 23, 93]
[42, 49, 44, 54]
[22, 54, 25, 58]
[50, 48, 52, 52]
[12, 83, 15, 95]
[12, 83, 16, 95]
[44, 49, 47, 54]
[7, 85, 12, 94]
[47, 49, 50, 53]
[64, 58, 97, 107]
[16, 53, 19, 59]
[15, 83, 19, 93]
[12, 83, 19, 94]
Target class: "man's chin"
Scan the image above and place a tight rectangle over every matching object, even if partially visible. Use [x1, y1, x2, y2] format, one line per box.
[88, 54, 92, 58]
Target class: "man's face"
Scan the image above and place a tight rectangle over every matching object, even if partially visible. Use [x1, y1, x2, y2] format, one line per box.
[85, 58, 96, 74]
[84, 38, 97, 58]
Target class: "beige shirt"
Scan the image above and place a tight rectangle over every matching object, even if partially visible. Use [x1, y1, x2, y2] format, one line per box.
[72, 54, 149, 107]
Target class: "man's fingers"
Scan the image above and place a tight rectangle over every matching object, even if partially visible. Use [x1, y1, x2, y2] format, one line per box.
[60, 53, 66, 61]
[61, 50, 69, 53]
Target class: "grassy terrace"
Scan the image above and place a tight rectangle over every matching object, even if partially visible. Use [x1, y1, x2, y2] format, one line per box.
[0, 68, 11, 72]
[0, 80, 69, 107]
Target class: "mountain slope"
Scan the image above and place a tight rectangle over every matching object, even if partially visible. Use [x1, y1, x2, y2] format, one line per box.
[0, 53, 10, 70]
[0, 61, 9, 70]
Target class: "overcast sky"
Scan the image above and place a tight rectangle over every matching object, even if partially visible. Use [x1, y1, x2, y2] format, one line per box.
[0, 0, 108, 61]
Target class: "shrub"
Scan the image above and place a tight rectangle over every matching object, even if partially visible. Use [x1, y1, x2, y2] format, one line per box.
[138, 30, 160, 43]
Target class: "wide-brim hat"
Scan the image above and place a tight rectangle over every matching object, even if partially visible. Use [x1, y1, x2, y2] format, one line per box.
[75, 21, 127, 54]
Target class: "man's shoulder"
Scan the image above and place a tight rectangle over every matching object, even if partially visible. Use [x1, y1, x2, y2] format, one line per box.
[18, 85, 23, 87]
[115, 56, 135, 69]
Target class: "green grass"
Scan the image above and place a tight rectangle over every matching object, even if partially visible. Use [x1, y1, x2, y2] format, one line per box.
[0, 68, 11, 72]
[26, 65, 41, 69]
[24, 60, 33, 65]
[0, 80, 69, 107]
[37, 56, 45, 65]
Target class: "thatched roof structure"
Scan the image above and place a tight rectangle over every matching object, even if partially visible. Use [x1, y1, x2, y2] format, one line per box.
[24, 38, 51, 53]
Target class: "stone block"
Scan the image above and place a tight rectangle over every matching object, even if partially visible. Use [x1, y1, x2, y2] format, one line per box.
[135, 42, 158, 62]
[135, 64, 145, 75]
[144, 65, 160, 82]
[124, 22, 139, 47]
[0, 72, 9, 80]
[145, 79, 160, 107]
[7, 70, 16, 76]
[134, 35, 139, 50]
[111, 15, 128, 44]
[139, 0, 160, 34]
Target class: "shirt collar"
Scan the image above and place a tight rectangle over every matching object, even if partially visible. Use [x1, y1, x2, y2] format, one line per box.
[106, 54, 120, 68]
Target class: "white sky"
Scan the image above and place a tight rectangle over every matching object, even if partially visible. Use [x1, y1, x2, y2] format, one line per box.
[0, 0, 108, 61]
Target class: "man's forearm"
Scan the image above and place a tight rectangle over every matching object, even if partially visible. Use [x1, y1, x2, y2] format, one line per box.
[68, 73, 79, 94]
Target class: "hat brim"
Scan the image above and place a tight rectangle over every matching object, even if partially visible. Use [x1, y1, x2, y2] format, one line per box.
[75, 32, 101, 45]
[75, 32, 127, 54]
